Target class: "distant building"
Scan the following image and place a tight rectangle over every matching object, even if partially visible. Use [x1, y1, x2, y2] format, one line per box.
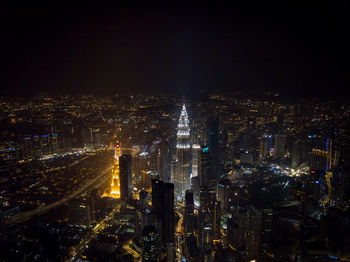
[292, 142, 306, 168]
[244, 117, 257, 154]
[240, 151, 253, 165]
[274, 134, 286, 157]
[259, 135, 272, 160]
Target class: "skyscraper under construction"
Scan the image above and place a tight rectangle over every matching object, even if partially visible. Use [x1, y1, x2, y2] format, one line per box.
[175, 104, 191, 200]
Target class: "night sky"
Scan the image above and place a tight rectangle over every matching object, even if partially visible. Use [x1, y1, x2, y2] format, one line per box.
[0, 1, 348, 99]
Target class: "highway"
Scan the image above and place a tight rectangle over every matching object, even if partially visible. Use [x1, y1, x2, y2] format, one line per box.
[72, 201, 141, 261]
[122, 239, 141, 261]
[71, 201, 121, 259]
[6, 165, 113, 226]
[175, 203, 184, 262]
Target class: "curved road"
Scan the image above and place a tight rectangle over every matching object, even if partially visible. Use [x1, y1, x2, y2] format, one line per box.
[6, 165, 112, 226]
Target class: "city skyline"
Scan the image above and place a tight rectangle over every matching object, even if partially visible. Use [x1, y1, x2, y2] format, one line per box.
[0, 2, 349, 261]
[0, 92, 349, 261]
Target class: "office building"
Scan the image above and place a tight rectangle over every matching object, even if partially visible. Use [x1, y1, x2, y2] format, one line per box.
[200, 146, 214, 188]
[151, 179, 174, 247]
[184, 190, 195, 236]
[192, 144, 201, 178]
[120, 154, 132, 201]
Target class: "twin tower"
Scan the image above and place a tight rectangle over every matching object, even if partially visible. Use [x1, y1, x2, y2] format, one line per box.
[174, 104, 191, 201]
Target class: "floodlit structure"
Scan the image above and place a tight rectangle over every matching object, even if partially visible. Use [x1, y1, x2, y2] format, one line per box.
[103, 142, 122, 198]
[175, 104, 191, 200]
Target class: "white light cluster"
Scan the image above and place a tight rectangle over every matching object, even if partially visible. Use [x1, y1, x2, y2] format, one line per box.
[177, 130, 190, 136]
[176, 144, 191, 149]
[176, 103, 191, 150]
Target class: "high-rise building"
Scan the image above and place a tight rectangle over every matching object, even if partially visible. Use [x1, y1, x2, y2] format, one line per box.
[120, 154, 132, 201]
[184, 190, 195, 236]
[259, 135, 272, 160]
[142, 225, 159, 262]
[170, 158, 177, 184]
[152, 179, 163, 218]
[166, 243, 174, 262]
[227, 209, 246, 250]
[244, 117, 257, 154]
[214, 201, 221, 239]
[162, 183, 175, 245]
[158, 141, 171, 182]
[199, 186, 216, 260]
[68, 197, 94, 227]
[191, 144, 201, 178]
[245, 205, 261, 260]
[175, 104, 191, 200]
[184, 190, 195, 259]
[274, 134, 286, 157]
[151, 179, 174, 247]
[200, 146, 214, 188]
[191, 176, 200, 207]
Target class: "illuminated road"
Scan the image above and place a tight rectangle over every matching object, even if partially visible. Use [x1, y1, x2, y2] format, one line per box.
[175, 202, 184, 262]
[6, 165, 113, 226]
[72, 202, 121, 259]
[122, 239, 141, 261]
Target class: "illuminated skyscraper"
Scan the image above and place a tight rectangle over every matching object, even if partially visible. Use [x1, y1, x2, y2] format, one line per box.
[175, 104, 191, 200]
[103, 142, 122, 198]
[191, 144, 201, 178]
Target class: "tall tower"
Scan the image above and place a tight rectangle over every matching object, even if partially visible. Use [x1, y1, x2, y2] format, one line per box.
[104, 142, 122, 198]
[175, 104, 191, 201]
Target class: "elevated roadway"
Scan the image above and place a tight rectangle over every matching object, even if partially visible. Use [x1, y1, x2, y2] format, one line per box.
[6, 165, 112, 226]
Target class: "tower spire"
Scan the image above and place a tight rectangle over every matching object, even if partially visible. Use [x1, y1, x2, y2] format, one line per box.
[175, 103, 191, 200]
[104, 141, 122, 198]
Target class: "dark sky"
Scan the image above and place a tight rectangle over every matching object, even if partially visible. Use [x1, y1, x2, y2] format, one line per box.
[0, 1, 348, 98]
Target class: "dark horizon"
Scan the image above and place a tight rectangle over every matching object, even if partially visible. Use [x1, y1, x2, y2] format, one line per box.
[0, 1, 348, 100]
